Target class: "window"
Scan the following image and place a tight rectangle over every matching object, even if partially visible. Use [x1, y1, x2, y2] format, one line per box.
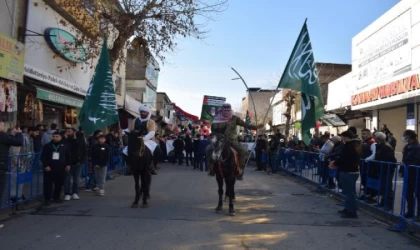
[114, 76, 122, 95]
[80, 0, 95, 16]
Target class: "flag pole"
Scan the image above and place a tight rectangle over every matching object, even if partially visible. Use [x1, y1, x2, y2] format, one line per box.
[231, 67, 259, 171]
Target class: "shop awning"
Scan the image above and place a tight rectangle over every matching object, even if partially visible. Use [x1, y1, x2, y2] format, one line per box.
[36, 88, 84, 108]
[172, 103, 199, 121]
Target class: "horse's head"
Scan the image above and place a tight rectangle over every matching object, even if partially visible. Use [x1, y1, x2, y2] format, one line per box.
[208, 133, 227, 162]
[127, 130, 145, 156]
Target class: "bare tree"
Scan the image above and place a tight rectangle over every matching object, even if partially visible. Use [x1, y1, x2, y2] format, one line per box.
[40, 0, 228, 70]
[282, 89, 297, 141]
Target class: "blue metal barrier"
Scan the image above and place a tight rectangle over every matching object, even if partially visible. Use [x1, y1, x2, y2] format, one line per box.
[277, 148, 405, 226]
[0, 153, 42, 209]
[1, 149, 127, 210]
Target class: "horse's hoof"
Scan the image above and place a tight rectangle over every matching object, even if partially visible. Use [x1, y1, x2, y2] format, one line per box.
[131, 203, 138, 208]
[215, 206, 223, 212]
[141, 203, 149, 208]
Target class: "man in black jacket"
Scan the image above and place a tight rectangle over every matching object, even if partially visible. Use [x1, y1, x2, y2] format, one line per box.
[330, 130, 361, 219]
[369, 132, 397, 211]
[193, 134, 201, 169]
[64, 128, 87, 201]
[184, 135, 194, 167]
[41, 132, 71, 205]
[268, 134, 280, 175]
[401, 130, 420, 220]
[173, 136, 185, 165]
[0, 122, 23, 207]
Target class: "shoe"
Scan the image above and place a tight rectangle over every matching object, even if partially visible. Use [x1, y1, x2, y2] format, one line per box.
[405, 212, 414, 219]
[72, 194, 80, 200]
[236, 176, 244, 181]
[357, 194, 366, 200]
[151, 169, 158, 175]
[341, 211, 358, 219]
[64, 195, 71, 201]
[85, 188, 93, 192]
[338, 209, 348, 214]
[98, 189, 105, 196]
[93, 187, 100, 191]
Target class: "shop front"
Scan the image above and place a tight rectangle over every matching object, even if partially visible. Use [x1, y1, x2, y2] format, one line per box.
[17, 83, 83, 128]
[348, 0, 420, 161]
[0, 33, 25, 126]
[20, 0, 93, 129]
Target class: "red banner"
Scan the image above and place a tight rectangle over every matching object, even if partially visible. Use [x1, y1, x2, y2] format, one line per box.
[172, 103, 199, 121]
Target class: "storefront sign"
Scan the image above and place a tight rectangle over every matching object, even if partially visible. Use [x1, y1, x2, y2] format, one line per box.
[25, 65, 88, 95]
[44, 28, 87, 63]
[36, 88, 83, 108]
[351, 73, 420, 106]
[353, 9, 412, 93]
[0, 33, 25, 82]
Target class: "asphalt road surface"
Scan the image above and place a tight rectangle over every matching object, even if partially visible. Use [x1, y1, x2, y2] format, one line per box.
[0, 163, 419, 250]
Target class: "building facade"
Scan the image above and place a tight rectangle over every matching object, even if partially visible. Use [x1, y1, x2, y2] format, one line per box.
[329, 0, 420, 158]
[0, 0, 26, 126]
[241, 88, 277, 125]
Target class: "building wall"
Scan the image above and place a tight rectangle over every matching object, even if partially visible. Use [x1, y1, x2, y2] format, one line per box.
[241, 90, 275, 124]
[0, 0, 26, 40]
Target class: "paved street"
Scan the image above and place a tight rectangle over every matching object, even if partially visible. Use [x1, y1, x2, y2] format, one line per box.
[1, 163, 420, 250]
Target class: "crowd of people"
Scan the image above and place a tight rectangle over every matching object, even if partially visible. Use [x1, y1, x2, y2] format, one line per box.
[0, 122, 126, 208]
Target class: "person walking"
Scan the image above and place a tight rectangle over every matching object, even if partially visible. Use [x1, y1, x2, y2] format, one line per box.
[91, 135, 110, 196]
[329, 130, 361, 219]
[41, 132, 71, 205]
[184, 134, 194, 167]
[173, 136, 185, 165]
[193, 134, 201, 169]
[64, 128, 87, 201]
[268, 134, 280, 175]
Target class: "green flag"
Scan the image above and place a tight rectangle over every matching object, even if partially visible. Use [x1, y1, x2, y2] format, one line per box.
[278, 20, 324, 145]
[78, 38, 119, 135]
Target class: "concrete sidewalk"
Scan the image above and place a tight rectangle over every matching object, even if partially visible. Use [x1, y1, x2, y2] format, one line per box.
[0, 163, 419, 249]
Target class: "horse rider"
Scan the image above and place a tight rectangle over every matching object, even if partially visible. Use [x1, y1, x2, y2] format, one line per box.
[126, 105, 158, 174]
[206, 103, 259, 180]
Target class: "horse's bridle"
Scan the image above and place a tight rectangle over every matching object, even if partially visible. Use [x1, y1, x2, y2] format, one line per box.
[212, 134, 231, 163]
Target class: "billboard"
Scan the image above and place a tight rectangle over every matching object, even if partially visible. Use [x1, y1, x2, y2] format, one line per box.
[199, 95, 226, 123]
[0, 33, 25, 83]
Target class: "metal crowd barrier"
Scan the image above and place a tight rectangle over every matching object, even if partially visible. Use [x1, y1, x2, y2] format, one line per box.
[1, 149, 127, 211]
[277, 148, 418, 232]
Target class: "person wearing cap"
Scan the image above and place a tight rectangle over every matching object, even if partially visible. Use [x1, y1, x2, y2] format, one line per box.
[329, 130, 361, 218]
[127, 104, 157, 173]
[366, 132, 396, 211]
[207, 103, 260, 180]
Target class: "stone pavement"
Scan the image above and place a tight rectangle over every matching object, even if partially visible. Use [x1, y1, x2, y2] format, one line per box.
[0, 163, 419, 250]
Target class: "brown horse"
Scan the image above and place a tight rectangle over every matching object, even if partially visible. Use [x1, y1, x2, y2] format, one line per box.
[209, 134, 241, 216]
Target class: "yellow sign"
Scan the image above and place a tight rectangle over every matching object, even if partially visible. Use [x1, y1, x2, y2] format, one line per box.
[0, 33, 25, 83]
